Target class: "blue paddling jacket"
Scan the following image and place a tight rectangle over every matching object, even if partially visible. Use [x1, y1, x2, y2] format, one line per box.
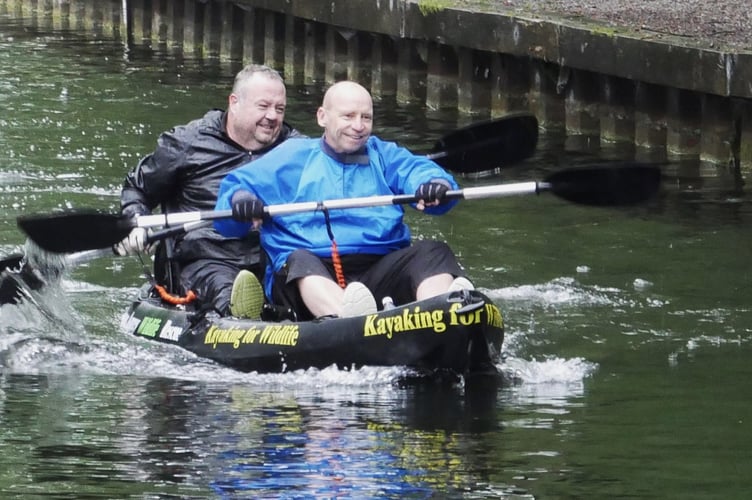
[215, 136, 459, 295]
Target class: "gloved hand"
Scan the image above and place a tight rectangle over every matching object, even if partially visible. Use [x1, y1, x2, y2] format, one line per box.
[415, 180, 451, 204]
[114, 227, 149, 256]
[232, 190, 266, 222]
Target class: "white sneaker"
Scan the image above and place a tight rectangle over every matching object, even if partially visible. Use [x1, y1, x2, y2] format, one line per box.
[342, 281, 377, 317]
[448, 276, 475, 292]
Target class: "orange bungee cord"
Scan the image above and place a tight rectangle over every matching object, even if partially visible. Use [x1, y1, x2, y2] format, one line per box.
[153, 284, 197, 305]
[138, 253, 198, 305]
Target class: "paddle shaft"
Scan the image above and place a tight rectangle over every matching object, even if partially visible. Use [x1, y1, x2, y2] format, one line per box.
[135, 162, 661, 227]
[134, 182, 544, 227]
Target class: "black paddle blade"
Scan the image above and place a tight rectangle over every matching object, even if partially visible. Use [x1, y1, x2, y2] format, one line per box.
[17, 211, 135, 253]
[430, 112, 539, 173]
[0, 271, 26, 305]
[0, 254, 26, 305]
[0, 253, 24, 273]
[0, 254, 50, 305]
[546, 163, 662, 206]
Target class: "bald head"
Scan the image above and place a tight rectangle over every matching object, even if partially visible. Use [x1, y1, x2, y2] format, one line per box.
[322, 81, 372, 109]
[317, 81, 373, 153]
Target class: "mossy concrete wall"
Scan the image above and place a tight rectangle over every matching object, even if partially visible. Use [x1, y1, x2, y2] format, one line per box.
[4, 0, 751, 171]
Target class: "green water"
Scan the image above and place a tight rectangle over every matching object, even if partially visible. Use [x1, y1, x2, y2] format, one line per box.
[2, 13, 752, 500]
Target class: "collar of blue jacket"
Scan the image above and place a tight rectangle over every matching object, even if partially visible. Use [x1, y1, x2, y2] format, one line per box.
[319, 136, 370, 165]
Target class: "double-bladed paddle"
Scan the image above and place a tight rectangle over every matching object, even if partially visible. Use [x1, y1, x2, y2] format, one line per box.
[18, 163, 661, 254]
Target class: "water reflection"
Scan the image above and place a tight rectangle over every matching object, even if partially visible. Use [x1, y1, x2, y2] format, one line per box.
[0, 374, 524, 498]
[207, 382, 514, 498]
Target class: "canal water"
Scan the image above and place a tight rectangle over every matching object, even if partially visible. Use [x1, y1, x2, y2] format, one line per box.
[2, 15, 752, 500]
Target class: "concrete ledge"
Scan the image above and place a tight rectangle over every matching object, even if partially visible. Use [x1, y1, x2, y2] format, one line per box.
[557, 27, 732, 97]
[232, 0, 751, 99]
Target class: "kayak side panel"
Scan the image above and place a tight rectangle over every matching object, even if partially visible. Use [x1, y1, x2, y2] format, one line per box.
[121, 291, 504, 374]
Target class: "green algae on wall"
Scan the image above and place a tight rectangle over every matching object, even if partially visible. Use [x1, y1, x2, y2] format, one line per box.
[417, 0, 452, 15]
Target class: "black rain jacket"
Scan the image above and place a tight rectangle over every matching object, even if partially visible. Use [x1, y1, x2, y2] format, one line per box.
[120, 109, 303, 266]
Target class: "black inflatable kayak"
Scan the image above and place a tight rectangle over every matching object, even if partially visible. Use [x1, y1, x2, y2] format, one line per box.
[121, 284, 504, 376]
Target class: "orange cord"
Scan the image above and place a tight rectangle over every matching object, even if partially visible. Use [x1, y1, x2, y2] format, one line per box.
[154, 284, 197, 305]
[331, 240, 346, 289]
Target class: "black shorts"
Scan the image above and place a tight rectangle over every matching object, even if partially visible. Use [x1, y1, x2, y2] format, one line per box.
[271, 240, 464, 320]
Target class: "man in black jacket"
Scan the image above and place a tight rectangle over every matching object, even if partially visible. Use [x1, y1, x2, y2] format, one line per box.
[116, 64, 303, 317]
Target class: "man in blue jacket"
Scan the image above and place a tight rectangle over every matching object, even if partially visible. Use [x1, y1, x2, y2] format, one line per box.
[215, 80, 472, 320]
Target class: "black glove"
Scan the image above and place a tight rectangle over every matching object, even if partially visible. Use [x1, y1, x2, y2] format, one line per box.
[415, 180, 450, 204]
[231, 190, 266, 222]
